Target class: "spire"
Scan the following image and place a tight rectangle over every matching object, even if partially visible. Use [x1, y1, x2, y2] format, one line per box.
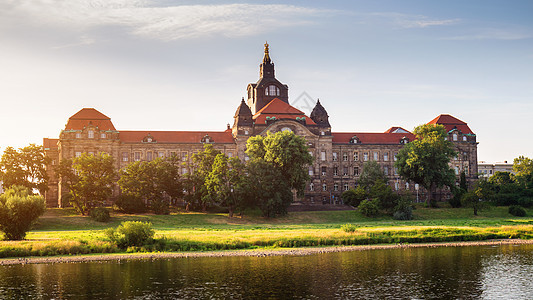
[263, 41, 271, 63]
[310, 98, 331, 127]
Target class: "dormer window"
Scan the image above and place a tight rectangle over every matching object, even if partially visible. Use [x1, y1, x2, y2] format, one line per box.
[201, 134, 213, 144]
[101, 133, 106, 139]
[400, 137, 409, 144]
[265, 85, 280, 96]
[453, 134, 458, 141]
[462, 136, 467, 141]
[350, 136, 360, 144]
[142, 135, 156, 143]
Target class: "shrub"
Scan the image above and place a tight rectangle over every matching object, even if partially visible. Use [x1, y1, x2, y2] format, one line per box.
[393, 195, 413, 220]
[151, 198, 170, 215]
[517, 197, 533, 208]
[358, 199, 380, 217]
[342, 186, 366, 207]
[114, 194, 147, 214]
[0, 186, 46, 240]
[341, 224, 357, 233]
[449, 187, 464, 208]
[509, 205, 526, 217]
[105, 221, 155, 248]
[89, 207, 110, 222]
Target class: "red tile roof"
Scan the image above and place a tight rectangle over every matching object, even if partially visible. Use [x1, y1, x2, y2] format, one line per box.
[332, 132, 416, 144]
[43, 138, 59, 150]
[384, 127, 411, 134]
[253, 98, 317, 125]
[119, 130, 235, 144]
[427, 114, 474, 134]
[65, 108, 116, 131]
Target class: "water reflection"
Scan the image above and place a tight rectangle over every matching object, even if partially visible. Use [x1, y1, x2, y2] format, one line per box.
[0, 244, 532, 299]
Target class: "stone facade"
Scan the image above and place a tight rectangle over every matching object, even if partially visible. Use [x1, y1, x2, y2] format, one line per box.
[43, 43, 478, 207]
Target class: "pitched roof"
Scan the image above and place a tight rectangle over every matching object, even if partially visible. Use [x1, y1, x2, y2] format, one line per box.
[43, 138, 59, 150]
[332, 132, 416, 145]
[384, 127, 411, 134]
[65, 108, 116, 131]
[252, 98, 317, 125]
[234, 99, 252, 117]
[427, 114, 474, 134]
[119, 130, 235, 144]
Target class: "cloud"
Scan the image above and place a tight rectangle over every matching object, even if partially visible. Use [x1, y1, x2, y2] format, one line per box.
[2, 1, 325, 41]
[366, 12, 460, 29]
[441, 28, 532, 40]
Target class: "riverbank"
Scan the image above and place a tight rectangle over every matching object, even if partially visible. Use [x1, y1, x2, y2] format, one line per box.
[2, 239, 533, 266]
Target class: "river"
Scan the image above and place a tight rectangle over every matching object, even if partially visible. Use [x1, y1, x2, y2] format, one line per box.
[1, 244, 532, 299]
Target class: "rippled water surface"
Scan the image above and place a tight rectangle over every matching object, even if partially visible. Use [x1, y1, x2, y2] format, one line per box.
[1, 244, 532, 299]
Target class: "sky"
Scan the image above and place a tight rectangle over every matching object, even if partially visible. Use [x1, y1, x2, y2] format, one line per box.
[1, 0, 532, 163]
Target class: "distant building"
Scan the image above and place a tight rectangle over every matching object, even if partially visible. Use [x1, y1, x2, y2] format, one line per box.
[478, 161, 514, 178]
[43, 43, 478, 207]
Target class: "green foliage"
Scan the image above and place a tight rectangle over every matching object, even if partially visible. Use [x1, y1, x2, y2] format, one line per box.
[0, 144, 49, 195]
[89, 207, 110, 223]
[461, 179, 491, 216]
[105, 221, 155, 248]
[0, 186, 46, 240]
[184, 144, 222, 211]
[205, 154, 248, 217]
[359, 161, 388, 188]
[341, 223, 357, 233]
[245, 158, 293, 217]
[369, 179, 398, 213]
[393, 194, 414, 220]
[246, 131, 313, 197]
[118, 157, 181, 215]
[114, 194, 147, 214]
[508, 205, 526, 217]
[358, 199, 380, 217]
[341, 186, 366, 207]
[513, 156, 533, 186]
[56, 153, 116, 215]
[395, 124, 456, 206]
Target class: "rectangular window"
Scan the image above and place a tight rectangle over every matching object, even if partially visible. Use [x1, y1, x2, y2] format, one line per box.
[354, 167, 359, 176]
[394, 152, 398, 161]
[363, 152, 369, 161]
[343, 167, 348, 176]
[384, 152, 389, 161]
[333, 167, 338, 176]
[334, 183, 339, 191]
[354, 152, 359, 161]
[321, 151, 326, 161]
[343, 153, 348, 161]
[122, 152, 129, 162]
[322, 184, 327, 191]
[100, 133, 106, 139]
[88, 130, 94, 138]
[384, 166, 389, 176]
[309, 166, 314, 176]
[227, 152, 233, 158]
[75, 151, 81, 157]
[332, 152, 338, 161]
[158, 151, 165, 158]
[76, 132, 81, 139]
[182, 168, 188, 175]
[170, 151, 176, 157]
[373, 152, 379, 161]
[134, 152, 141, 161]
[343, 183, 349, 191]
[309, 183, 314, 191]
[181, 152, 188, 162]
[146, 152, 153, 161]
[321, 166, 327, 176]
[394, 167, 398, 176]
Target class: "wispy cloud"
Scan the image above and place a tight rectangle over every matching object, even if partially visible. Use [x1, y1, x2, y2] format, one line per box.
[3, 1, 326, 41]
[367, 12, 460, 29]
[441, 28, 532, 40]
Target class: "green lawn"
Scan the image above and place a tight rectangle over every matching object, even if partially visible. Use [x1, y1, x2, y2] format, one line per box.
[1, 205, 532, 258]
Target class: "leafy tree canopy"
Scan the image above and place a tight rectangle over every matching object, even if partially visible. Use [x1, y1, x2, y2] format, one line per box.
[0, 185, 46, 240]
[395, 124, 456, 206]
[56, 153, 116, 215]
[0, 144, 49, 195]
[513, 156, 533, 187]
[359, 161, 388, 189]
[183, 144, 222, 211]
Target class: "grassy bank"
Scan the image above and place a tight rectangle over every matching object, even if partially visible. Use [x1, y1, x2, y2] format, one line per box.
[1, 205, 533, 258]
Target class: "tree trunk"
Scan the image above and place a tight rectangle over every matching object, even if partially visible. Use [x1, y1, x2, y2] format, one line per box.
[473, 204, 478, 216]
[228, 206, 234, 218]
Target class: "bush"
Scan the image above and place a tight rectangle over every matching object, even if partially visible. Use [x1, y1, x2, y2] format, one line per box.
[341, 224, 357, 233]
[89, 207, 110, 222]
[517, 197, 533, 208]
[509, 205, 526, 217]
[114, 194, 147, 214]
[342, 186, 366, 207]
[491, 193, 519, 206]
[393, 195, 413, 220]
[358, 199, 380, 217]
[151, 198, 170, 215]
[0, 186, 46, 240]
[105, 221, 155, 248]
[449, 188, 464, 208]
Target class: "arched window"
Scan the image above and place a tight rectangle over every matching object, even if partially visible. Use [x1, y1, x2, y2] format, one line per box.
[265, 85, 280, 96]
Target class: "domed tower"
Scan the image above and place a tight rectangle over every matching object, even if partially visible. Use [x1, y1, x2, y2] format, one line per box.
[232, 97, 253, 137]
[310, 99, 331, 135]
[246, 42, 289, 115]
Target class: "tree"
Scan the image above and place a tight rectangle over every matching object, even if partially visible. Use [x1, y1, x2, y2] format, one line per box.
[0, 186, 46, 240]
[359, 161, 388, 189]
[369, 179, 398, 214]
[205, 154, 247, 217]
[118, 158, 182, 214]
[513, 156, 533, 188]
[184, 144, 222, 211]
[395, 124, 457, 206]
[56, 153, 116, 215]
[341, 186, 366, 207]
[0, 144, 49, 195]
[462, 178, 493, 216]
[245, 158, 293, 217]
[450, 171, 467, 208]
[246, 131, 313, 197]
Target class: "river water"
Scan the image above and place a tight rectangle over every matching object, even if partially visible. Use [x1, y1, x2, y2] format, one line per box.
[1, 244, 532, 299]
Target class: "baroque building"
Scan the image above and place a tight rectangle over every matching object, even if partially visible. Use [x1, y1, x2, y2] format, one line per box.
[43, 43, 478, 207]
